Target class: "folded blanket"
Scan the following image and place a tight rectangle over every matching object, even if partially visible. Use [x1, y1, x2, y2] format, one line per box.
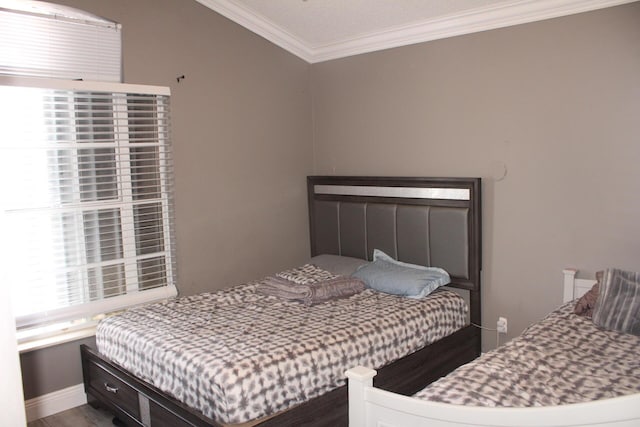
[256, 275, 365, 305]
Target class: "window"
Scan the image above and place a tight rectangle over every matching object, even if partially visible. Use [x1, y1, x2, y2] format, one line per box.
[0, 77, 177, 343]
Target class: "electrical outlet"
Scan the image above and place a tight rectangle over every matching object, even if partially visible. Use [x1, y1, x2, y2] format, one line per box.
[497, 317, 508, 334]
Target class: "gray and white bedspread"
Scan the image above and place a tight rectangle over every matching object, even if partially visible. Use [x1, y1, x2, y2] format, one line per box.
[414, 302, 640, 406]
[96, 275, 467, 424]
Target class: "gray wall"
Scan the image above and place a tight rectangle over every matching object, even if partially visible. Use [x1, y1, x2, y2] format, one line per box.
[21, 0, 313, 400]
[21, 337, 96, 399]
[20, 0, 640, 402]
[311, 2, 640, 350]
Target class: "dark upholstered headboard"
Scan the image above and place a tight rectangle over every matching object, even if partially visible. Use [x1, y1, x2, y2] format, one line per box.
[307, 176, 481, 324]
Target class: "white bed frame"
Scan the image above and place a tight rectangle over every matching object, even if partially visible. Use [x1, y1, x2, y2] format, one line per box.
[346, 269, 640, 427]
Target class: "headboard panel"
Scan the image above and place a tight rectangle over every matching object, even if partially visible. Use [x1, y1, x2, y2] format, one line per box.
[308, 176, 482, 324]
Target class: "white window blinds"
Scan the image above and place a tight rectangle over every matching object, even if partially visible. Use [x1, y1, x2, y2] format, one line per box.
[0, 77, 177, 333]
[0, 0, 121, 82]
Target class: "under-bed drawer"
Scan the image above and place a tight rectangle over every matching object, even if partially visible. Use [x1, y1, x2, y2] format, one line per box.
[87, 358, 141, 421]
[82, 345, 218, 427]
[148, 400, 195, 427]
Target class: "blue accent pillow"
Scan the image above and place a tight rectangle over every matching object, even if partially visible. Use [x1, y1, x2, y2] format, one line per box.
[353, 249, 450, 298]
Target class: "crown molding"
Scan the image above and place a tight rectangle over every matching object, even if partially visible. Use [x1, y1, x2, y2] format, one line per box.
[195, 0, 314, 62]
[311, 0, 637, 62]
[196, 0, 636, 63]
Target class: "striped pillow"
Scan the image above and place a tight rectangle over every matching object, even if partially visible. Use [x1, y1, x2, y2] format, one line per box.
[592, 268, 640, 336]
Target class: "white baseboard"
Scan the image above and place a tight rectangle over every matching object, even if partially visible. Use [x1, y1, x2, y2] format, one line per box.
[24, 383, 87, 422]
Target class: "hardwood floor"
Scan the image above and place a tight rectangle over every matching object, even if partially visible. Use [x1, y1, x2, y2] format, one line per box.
[28, 405, 115, 427]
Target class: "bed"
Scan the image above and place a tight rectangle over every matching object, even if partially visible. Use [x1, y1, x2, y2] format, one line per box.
[81, 176, 482, 426]
[346, 268, 640, 427]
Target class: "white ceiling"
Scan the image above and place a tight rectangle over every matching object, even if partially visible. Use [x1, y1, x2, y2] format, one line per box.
[196, 0, 635, 63]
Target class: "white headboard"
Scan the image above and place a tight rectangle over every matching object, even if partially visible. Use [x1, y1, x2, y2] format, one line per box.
[562, 269, 597, 303]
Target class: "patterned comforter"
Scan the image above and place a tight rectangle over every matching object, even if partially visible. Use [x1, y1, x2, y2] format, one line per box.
[96, 273, 467, 424]
[414, 302, 640, 406]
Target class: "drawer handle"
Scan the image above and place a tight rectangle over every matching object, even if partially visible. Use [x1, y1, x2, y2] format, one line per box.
[104, 382, 119, 394]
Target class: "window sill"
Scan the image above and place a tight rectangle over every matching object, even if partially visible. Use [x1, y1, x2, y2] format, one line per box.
[18, 322, 98, 353]
[16, 286, 177, 353]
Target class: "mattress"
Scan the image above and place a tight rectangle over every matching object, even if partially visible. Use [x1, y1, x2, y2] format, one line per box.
[96, 272, 467, 424]
[414, 302, 640, 406]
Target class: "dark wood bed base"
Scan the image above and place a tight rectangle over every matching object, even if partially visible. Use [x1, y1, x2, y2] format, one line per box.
[81, 176, 482, 427]
[81, 327, 478, 427]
